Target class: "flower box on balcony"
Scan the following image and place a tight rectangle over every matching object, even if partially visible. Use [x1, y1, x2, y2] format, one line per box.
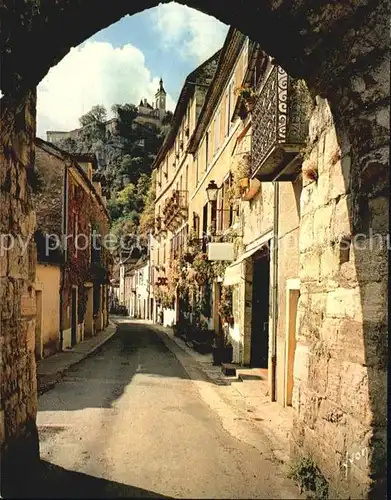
[251, 66, 311, 181]
[241, 178, 261, 201]
[239, 178, 249, 188]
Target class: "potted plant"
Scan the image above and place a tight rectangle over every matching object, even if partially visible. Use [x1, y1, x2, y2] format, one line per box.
[192, 252, 212, 286]
[212, 328, 233, 365]
[235, 84, 257, 112]
[183, 251, 195, 264]
[237, 153, 251, 185]
[218, 285, 234, 327]
[212, 286, 234, 365]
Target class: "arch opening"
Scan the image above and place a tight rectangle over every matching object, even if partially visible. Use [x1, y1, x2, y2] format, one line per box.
[0, 1, 389, 498]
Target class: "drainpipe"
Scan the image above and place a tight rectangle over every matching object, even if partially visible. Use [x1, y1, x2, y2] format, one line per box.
[269, 158, 299, 401]
[271, 180, 279, 402]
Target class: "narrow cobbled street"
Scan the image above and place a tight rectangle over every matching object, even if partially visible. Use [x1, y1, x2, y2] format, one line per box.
[32, 321, 300, 499]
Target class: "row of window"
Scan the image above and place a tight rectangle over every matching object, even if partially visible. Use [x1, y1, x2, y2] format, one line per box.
[156, 166, 189, 221]
[156, 101, 193, 193]
[194, 41, 248, 187]
[155, 40, 249, 253]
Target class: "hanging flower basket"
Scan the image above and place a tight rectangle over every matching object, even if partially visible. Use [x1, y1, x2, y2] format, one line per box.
[183, 252, 195, 264]
[223, 316, 234, 326]
[235, 84, 257, 113]
[244, 96, 256, 112]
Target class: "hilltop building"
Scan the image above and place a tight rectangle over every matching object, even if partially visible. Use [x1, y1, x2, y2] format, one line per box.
[47, 78, 169, 143]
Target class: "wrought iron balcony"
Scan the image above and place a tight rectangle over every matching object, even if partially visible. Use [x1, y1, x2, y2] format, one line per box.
[251, 65, 311, 181]
[155, 216, 162, 231]
[171, 246, 181, 260]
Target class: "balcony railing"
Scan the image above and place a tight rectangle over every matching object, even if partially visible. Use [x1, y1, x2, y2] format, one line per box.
[171, 246, 182, 260]
[251, 65, 311, 181]
[162, 190, 189, 230]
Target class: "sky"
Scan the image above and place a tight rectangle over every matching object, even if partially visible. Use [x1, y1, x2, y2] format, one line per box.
[36, 2, 229, 139]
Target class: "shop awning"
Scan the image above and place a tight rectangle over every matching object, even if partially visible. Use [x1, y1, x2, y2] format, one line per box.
[223, 261, 243, 286]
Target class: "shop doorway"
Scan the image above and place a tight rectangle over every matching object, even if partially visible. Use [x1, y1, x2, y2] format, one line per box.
[250, 247, 270, 368]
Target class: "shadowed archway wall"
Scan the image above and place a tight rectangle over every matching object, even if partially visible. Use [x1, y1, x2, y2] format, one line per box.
[0, 0, 389, 497]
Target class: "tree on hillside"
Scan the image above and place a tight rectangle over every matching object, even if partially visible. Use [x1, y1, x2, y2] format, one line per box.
[80, 105, 107, 127]
[112, 103, 138, 139]
[136, 173, 151, 203]
[139, 170, 156, 237]
[162, 110, 173, 126]
[54, 102, 160, 247]
[57, 137, 79, 154]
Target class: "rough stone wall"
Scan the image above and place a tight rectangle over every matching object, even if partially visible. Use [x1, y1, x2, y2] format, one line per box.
[292, 91, 388, 498]
[0, 91, 40, 486]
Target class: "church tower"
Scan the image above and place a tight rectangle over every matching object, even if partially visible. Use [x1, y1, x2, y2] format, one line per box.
[155, 77, 167, 121]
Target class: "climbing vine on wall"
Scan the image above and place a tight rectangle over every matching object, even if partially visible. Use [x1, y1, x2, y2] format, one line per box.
[62, 172, 112, 324]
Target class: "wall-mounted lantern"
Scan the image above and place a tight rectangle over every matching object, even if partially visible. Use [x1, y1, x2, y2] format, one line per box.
[206, 180, 218, 202]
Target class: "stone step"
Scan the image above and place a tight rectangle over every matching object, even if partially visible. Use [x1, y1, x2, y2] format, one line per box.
[221, 363, 237, 377]
[193, 340, 213, 354]
[238, 373, 263, 381]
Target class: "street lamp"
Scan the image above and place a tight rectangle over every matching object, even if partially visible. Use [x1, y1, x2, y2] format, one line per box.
[206, 180, 218, 202]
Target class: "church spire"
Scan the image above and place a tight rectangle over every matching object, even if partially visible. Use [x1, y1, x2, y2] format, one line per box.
[155, 77, 167, 120]
[158, 77, 166, 95]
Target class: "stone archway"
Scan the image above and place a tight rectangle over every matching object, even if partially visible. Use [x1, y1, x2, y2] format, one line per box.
[0, 1, 389, 497]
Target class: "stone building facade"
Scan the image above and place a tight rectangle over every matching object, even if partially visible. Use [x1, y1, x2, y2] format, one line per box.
[0, 0, 388, 497]
[151, 50, 220, 327]
[151, 24, 388, 498]
[123, 257, 150, 319]
[33, 140, 111, 353]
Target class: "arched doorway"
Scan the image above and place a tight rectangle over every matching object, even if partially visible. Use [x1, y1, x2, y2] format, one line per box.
[0, 1, 388, 497]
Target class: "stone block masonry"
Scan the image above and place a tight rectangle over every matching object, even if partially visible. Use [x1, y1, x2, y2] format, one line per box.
[292, 87, 388, 499]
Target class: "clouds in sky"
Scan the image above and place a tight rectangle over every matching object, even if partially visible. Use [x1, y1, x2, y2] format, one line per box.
[152, 2, 228, 63]
[37, 41, 176, 138]
[36, 3, 228, 138]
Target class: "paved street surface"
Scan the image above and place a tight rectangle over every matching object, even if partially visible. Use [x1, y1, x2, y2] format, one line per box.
[32, 321, 300, 499]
